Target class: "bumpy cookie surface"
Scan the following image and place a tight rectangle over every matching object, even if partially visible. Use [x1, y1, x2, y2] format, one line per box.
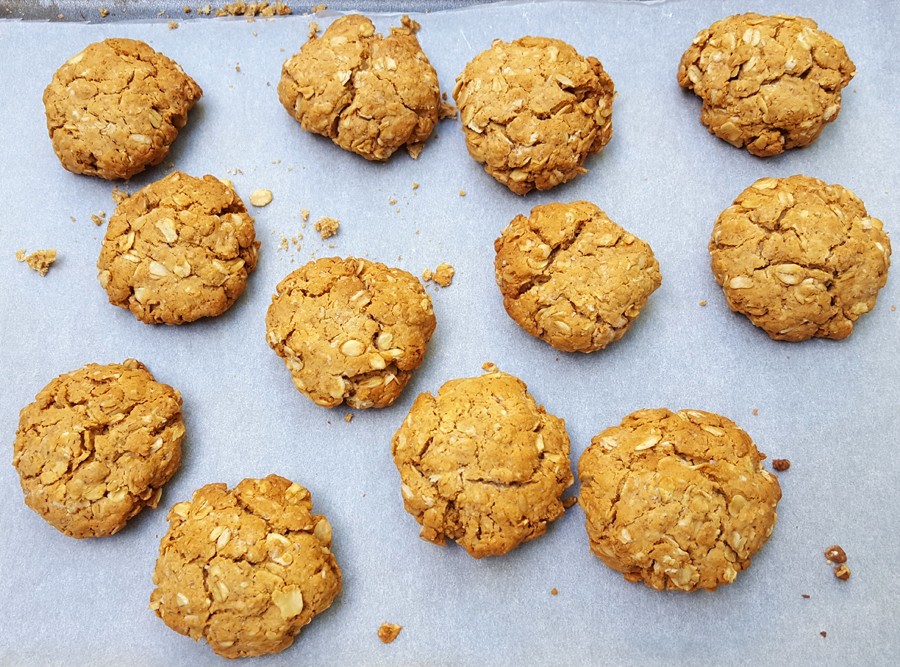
[579, 409, 781, 591]
[495, 201, 661, 352]
[97, 171, 259, 325]
[266, 257, 435, 408]
[150, 475, 341, 659]
[12, 360, 184, 538]
[710, 175, 891, 341]
[43, 38, 202, 180]
[453, 36, 614, 195]
[278, 14, 441, 161]
[392, 370, 572, 558]
[678, 13, 855, 156]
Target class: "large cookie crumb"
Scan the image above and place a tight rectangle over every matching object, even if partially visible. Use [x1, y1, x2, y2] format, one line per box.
[392, 370, 572, 558]
[678, 13, 855, 156]
[279, 14, 442, 161]
[377, 622, 402, 644]
[314, 217, 340, 239]
[17, 249, 57, 276]
[422, 263, 454, 287]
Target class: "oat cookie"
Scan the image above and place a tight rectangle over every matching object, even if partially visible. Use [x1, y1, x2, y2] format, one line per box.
[453, 37, 614, 195]
[678, 13, 855, 156]
[43, 38, 202, 180]
[495, 201, 660, 352]
[579, 408, 781, 591]
[266, 257, 435, 408]
[392, 369, 572, 558]
[97, 171, 259, 325]
[278, 14, 441, 161]
[710, 175, 891, 341]
[150, 475, 341, 658]
[12, 360, 184, 538]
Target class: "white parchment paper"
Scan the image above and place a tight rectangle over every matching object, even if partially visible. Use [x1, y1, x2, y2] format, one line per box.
[1, 1, 898, 665]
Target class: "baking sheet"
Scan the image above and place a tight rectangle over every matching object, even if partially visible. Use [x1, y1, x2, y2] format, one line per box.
[1, 1, 898, 665]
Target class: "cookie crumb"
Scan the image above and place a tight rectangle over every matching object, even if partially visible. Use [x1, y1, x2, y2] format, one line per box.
[825, 545, 847, 564]
[377, 622, 402, 644]
[168, 20, 179, 29]
[891, 305, 897, 312]
[802, 594, 811, 599]
[17, 249, 57, 276]
[563, 496, 577, 509]
[198, 4, 211, 15]
[310, 3, 327, 13]
[250, 189, 273, 207]
[99, 8, 109, 18]
[111, 187, 129, 205]
[299, 208, 310, 222]
[699, 300, 707, 307]
[388, 198, 398, 206]
[772, 459, 790, 472]
[183, 6, 191, 13]
[458, 189, 466, 197]
[752, 408, 759, 416]
[439, 101, 458, 120]
[422, 263, 454, 287]
[550, 588, 558, 595]
[820, 631, 827, 638]
[344, 413, 353, 423]
[314, 217, 340, 239]
[69, 215, 77, 222]
[833, 564, 851, 580]
[308, 21, 320, 38]
[279, 236, 289, 251]
[481, 361, 498, 373]
[412, 182, 419, 190]
[400, 14, 420, 33]
[235, 63, 241, 72]
[91, 211, 107, 226]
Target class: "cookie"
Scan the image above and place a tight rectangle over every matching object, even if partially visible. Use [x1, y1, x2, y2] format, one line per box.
[495, 201, 661, 352]
[579, 408, 781, 591]
[43, 38, 202, 180]
[97, 171, 259, 325]
[150, 475, 341, 659]
[12, 360, 184, 538]
[710, 175, 891, 341]
[453, 36, 614, 194]
[278, 14, 441, 161]
[678, 13, 855, 157]
[266, 257, 435, 408]
[391, 369, 572, 558]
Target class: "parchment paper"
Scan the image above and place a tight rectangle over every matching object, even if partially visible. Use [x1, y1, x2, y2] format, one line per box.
[1, 1, 898, 665]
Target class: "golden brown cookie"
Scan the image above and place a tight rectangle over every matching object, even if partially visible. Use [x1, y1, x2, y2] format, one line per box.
[495, 201, 661, 352]
[97, 171, 259, 325]
[12, 360, 184, 538]
[710, 175, 891, 341]
[579, 408, 781, 591]
[677, 13, 855, 156]
[278, 14, 441, 161]
[453, 36, 614, 195]
[43, 38, 202, 180]
[266, 257, 435, 408]
[150, 475, 341, 659]
[391, 369, 572, 558]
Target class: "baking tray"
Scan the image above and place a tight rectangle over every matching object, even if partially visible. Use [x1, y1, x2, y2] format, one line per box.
[0, 1, 898, 665]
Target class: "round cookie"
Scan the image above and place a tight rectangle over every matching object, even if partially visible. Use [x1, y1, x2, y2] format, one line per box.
[495, 201, 661, 352]
[43, 38, 202, 180]
[278, 14, 441, 161]
[710, 175, 891, 341]
[578, 408, 781, 592]
[453, 36, 614, 195]
[391, 369, 572, 558]
[678, 13, 855, 157]
[266, 257, 436, 409]
[12, 360, 184, 538]
[97, 171, 259, 325]
[150, 475, 341, 659]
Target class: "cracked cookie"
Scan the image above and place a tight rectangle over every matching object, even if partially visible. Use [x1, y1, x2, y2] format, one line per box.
[495, 201, 660, 352]
[12, 360, 184, 538]
[678, 13, 855, 156]
[43, 38, 202, 180]
[97, 171, 259, 325]
[453, 37, 614, 195]
[278, 14, 441, 161]
[579, 408, 781, 591]
[391, 369, 572, 558]
[710, 175, 891, 341]
[150, 475, 341, 658]
[266, 257, 435, 408]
